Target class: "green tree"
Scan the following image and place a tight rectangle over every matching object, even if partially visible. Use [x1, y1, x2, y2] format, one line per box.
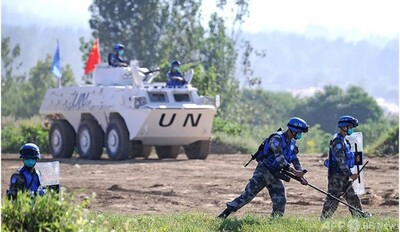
[2, 53, 75, 118]
[2, 37, 26, 117]
[1, 37, 22, 79]
[239, 89, 301, 126]
[158, 0, 205, 63]
[88, 0, 169, 67]
[292, 85, 383, 133]
[21, 55, 76, 118]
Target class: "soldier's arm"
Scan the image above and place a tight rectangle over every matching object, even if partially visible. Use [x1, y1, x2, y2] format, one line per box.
[7, 173, 25, 199]
[269, 135, 289, 169]
[332, 140, 352, 177]
[291, 145, 303, 171]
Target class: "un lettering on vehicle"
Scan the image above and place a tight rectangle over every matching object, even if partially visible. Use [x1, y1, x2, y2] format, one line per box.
[65, 92, 91, 110]
[159, 113, 202, 127]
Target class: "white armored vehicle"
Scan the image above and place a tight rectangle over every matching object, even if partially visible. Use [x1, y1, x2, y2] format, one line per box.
[40, 61, 219, 160]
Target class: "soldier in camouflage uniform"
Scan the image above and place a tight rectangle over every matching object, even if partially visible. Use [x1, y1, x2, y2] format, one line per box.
[218, 117, 310, 218]
[6, 143, 45, 199]
[320, 115, 367, 219]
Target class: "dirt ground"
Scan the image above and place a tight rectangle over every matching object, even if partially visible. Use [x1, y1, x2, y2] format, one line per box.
[1, 152, 398, 218]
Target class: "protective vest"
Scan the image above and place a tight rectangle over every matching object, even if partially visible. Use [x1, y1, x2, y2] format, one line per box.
[166, 70, 184, 87]
[256, 131, 298, 172]
[12, 166, 42, 193]
[324, 133, 355, 176]
[107, 53, 128, 67]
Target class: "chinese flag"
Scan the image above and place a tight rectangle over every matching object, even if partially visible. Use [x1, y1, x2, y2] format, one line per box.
[84, 39, 101, 75]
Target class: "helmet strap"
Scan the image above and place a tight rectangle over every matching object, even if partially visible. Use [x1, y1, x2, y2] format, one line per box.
[287, 129, 295, 139]
[339, 127, 348, 136]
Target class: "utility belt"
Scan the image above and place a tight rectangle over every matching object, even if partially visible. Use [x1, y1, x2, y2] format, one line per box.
[259, 160, 291, 182]
[273, 170, 291, 182]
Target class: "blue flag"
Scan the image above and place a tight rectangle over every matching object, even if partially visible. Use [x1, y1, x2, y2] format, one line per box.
[51, 41, 62, 78]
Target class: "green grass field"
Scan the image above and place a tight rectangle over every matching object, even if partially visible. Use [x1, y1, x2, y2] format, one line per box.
[85, 212, 398, 232]
[1, 191, 398, 231]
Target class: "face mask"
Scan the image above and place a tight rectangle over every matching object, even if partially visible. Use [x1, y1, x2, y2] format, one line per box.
[118, 50, 124, 56]
[347, 128, 354, 135]
[295, 133, 302, 140]
[23, 159, 36, 168]
[173, 66, 180, 71]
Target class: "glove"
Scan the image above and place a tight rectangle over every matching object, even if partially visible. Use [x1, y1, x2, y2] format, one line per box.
[38, 188, 46, 196]
[350, 173, 359, 181]
[289, 167, 305, 178]
[300, 178, 308, 185]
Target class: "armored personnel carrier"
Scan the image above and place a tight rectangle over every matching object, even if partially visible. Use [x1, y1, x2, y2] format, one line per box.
[39, 61, 219, 160]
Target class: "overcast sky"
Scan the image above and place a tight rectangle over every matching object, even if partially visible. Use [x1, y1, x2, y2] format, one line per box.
[2, 0, 399, 42]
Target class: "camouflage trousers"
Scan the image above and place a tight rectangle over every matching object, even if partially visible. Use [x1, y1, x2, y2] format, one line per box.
[321, 173, 363, 219]
[226, 162, 286, 217]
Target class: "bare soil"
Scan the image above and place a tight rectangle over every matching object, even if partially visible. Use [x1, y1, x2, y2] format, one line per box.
[1, 153, 398, 218]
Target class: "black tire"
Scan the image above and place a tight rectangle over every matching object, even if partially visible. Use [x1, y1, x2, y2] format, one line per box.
[184, 140, 210, 160]
[76, 120, 104, 160]
[105, 118, 130, 160]
[155, 146, 180, 159]
[49, 120, 75, 158]
[131, 141, 152, 159]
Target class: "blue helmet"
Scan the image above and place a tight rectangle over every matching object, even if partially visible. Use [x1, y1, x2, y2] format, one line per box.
[287, 117, 309, 133]
[19, 143, 41, 159]
[337, 115, 358, 128]
[113, 43, 124, 52]
[170, 60, 181, 68]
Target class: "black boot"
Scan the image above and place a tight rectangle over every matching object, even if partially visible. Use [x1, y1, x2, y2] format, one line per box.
[217, 208, 232, 219]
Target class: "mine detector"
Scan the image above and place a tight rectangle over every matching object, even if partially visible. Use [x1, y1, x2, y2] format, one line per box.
[39, 61, 219, 160]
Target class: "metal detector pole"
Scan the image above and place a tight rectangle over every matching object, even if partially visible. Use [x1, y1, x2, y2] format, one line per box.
[282, 169, 366, 215]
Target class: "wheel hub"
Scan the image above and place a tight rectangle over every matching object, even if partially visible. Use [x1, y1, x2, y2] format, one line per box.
[80, 129, 90, 153]
[107, 129, 119, 153]
[52, 129, 62, 153]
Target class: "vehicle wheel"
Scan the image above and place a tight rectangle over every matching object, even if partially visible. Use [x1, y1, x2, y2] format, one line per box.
[184, 140, 210, 159]
[131, 141, 152, 159]
[76, 120, 104, 160]
[105, 118, 130, 160]
[49, 120, 75, 158]
[155, 146, 180, 159]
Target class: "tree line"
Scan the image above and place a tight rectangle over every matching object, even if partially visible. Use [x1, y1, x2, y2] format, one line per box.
[1, 0, 398, 154]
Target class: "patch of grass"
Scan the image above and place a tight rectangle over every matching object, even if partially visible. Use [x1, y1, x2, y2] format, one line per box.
[367, 124, 399, 156]
[1, 191, 91, 231]
[3, 190, 397, 232]
[86, 212, 399, 232]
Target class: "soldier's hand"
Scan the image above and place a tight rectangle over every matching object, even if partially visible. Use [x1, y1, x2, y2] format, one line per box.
[300, 178, 308, 185]
[350, 174, 359, 180]
[293, 170, 305, 178]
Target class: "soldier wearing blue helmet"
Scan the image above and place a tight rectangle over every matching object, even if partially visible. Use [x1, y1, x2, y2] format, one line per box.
[321, 115, 370, 219]
[107, 43, 129, 67]
[218, 117, 310, 218]
[6, 143, 45, 199]
[166, 60, 186, 87]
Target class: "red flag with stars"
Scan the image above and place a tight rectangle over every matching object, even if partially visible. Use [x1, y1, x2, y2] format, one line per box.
[84, 39, 101, 75]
